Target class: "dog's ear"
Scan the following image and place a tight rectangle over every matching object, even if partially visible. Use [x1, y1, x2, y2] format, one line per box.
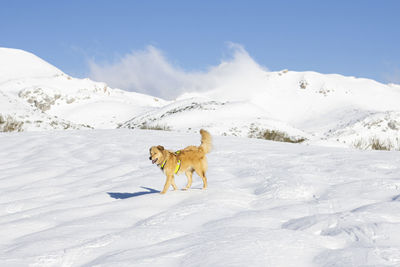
[157, 145, 164, 151]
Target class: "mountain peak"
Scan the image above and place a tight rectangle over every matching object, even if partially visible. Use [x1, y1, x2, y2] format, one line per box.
[0, 47, 63, 83]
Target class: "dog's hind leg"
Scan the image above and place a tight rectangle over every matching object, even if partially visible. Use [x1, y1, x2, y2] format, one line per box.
[183, 169, 194, 190]
[195, 169, 208, 189]
[171, 177, 178, 191]
[160, 175, 174, 194]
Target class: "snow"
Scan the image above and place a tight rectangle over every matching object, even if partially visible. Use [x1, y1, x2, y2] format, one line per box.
[0, 48, 63, 82]
[1, 129, 400, 266]
[122, 68, 400, 150]
[121, 97, 310, 142]
[0, 47, 165, 130]
[1, 47, 399, 150]
[1, 44, 400, 267]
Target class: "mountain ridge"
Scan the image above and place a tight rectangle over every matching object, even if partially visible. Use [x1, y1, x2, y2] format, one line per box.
[0, 47, 165, 130]
[1, 47, 399, 150]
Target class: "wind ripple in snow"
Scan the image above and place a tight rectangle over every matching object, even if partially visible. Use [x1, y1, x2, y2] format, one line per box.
[1, 130, 400, 266]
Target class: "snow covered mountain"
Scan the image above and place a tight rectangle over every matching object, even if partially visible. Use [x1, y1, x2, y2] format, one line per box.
[121, 67, 400, 150]
[0, 48, 165, 131]
[1, 47, 399, 150]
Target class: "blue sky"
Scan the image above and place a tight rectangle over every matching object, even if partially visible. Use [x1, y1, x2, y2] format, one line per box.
[1, 0, 400, 84]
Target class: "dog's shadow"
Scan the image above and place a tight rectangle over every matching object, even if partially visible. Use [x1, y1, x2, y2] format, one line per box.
[108, 187, 160, 199]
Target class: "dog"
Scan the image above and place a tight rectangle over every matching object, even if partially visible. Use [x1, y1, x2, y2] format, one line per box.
[149, 129, 212, 194]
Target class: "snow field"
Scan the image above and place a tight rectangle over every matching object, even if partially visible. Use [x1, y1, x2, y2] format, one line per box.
[1, 129, 400, 266]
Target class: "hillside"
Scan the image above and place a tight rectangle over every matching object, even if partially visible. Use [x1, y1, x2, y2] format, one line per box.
[122, 69, 400, 150]
[0, 48, 165, 130]
[1, 47, 399, 150]
[1, 129, 400, 266]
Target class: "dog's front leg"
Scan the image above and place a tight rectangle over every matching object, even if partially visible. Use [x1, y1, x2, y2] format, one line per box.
[160, 175, 174, 194]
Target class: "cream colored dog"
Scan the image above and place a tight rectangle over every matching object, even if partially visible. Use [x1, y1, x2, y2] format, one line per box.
[149, 129, 212, 194]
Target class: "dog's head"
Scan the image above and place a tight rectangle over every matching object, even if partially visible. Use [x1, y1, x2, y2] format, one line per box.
[149, 145, 165, 165]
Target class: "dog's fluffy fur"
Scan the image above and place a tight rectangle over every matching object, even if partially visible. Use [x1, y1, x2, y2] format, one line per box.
[149, 129, 212, 194]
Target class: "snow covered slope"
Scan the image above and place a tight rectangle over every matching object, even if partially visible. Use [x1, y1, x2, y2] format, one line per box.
[121, 66, 400, 150]
[121, 97, 309, 141]
[1, 129, 400, 266]
[0, 89, 88, 132]
[1, 47, 399, 150]
[0, 48, 165, 130]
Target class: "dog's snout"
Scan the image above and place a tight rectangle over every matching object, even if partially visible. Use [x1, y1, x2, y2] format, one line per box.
[149, 156, 152, 160]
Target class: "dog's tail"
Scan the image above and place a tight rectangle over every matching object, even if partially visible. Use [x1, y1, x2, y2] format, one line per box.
[199, 129, 212, 154]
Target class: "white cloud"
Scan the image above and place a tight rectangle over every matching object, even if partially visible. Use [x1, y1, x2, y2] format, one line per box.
[88, 44, 268, 99]
[384, 67, 400, 85]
